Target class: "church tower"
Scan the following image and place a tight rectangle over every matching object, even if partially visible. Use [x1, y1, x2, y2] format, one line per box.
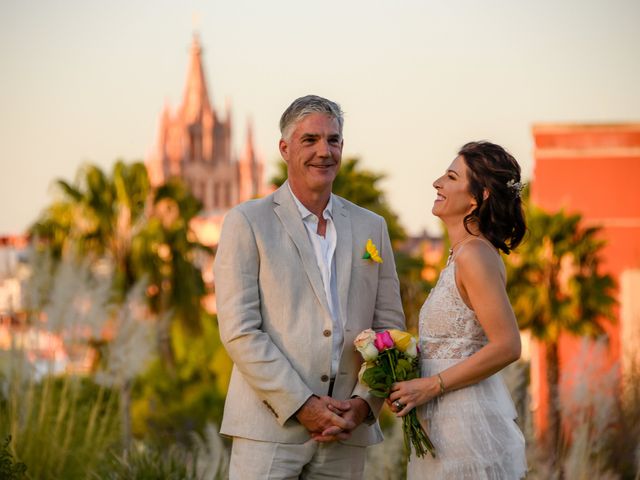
[238, 120, 263, 202]
[146, 34, 264, 232]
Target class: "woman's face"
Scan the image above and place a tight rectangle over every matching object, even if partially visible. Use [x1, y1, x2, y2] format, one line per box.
[432, 155, 477, 221]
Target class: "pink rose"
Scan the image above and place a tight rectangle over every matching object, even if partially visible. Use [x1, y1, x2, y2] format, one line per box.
[374, 331, 394, 351]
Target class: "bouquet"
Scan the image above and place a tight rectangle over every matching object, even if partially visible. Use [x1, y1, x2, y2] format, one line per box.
[354, 329, 436, 458]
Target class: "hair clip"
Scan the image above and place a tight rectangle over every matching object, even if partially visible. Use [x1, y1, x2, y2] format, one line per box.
[506, 179, 525, 198]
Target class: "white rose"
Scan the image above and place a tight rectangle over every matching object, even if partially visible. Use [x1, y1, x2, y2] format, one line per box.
[404, 338, 418, 358]
[358, 343, 379, 362]
[354, 329, 379, 361]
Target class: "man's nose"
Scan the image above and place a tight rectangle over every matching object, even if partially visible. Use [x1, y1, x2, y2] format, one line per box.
[316, 139, 331, 157]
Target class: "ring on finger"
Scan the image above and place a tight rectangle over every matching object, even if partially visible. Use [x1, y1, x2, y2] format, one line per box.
[392, 400, 404, 410]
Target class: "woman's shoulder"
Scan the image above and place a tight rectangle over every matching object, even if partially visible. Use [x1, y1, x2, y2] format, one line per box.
[455, 237, 504, 280]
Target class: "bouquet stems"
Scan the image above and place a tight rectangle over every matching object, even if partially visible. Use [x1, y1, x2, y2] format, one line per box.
[381, 350, 436, 458]
[403, 409, 436, 458]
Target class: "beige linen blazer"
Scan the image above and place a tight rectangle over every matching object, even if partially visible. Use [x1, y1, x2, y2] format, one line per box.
[214, 183, 405, 446]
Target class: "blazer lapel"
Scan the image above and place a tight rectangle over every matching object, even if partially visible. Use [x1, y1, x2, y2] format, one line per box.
[273, 184, 332, 317]
[333, 196, 353, 327]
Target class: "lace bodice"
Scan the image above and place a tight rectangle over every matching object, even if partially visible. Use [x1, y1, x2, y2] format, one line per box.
[419, 258, 488, 359]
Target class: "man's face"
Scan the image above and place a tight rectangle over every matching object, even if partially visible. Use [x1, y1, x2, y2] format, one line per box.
[279, 113, 343, 196]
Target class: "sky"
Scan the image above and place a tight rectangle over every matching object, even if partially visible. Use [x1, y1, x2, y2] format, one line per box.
[1, 0, 639, 237]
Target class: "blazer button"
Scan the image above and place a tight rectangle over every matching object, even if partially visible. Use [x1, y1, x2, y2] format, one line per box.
[321, 375, 329, 382]
[323, 329, 331, 337]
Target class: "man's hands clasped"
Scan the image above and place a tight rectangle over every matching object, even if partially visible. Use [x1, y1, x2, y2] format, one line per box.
[295, 395, 371, 443]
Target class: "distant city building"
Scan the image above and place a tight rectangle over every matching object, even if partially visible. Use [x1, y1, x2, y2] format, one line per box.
[146, 34, 266, 247]
[0, 235, 72, 375]
[530, 123, 640, 438]
[400, 229, 445, 283]
[0, 235, 28, 319]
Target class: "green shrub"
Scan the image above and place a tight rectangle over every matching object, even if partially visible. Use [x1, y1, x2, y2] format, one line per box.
[98, 443, 197, 480]
[0, 436, 27, 480]
[131, 313, 229, 448]
[1, 369, 120, 479]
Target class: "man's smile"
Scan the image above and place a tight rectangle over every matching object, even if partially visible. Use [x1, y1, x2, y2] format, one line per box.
[308, 163, 337, 169]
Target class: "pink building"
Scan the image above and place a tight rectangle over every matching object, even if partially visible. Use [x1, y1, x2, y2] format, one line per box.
[530, 123, 640, 436]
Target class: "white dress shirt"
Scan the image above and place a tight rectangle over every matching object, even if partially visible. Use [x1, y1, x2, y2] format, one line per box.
[289, 185, 343, 379]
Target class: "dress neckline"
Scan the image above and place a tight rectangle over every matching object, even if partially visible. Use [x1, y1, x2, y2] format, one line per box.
[446, 236, 499, 266]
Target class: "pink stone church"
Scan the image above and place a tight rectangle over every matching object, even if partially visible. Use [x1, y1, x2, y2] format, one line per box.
[146, 35, 267, 246]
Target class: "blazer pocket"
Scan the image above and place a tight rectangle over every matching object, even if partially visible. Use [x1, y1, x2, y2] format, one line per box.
[354, 259, 380, 268]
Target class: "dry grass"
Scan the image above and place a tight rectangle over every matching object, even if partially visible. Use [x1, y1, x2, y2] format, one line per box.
[1, 253, 229, 479]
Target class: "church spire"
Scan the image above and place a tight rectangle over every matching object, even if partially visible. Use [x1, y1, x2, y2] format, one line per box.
[243, 119, 255, 160]
[181, 33, 212, 124]
[238, 118, 263, 201]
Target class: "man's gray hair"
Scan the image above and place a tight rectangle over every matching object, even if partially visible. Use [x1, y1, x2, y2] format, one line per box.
[279, 95, 344, 141]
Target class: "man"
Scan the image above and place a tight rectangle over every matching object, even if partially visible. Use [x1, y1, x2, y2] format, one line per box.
[215, 95, 405, 478]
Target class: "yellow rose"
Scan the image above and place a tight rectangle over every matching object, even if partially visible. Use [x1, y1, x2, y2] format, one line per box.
[388, 329, 418, 358]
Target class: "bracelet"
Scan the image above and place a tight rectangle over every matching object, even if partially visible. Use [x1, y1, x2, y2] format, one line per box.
[437, 373, 446, 396]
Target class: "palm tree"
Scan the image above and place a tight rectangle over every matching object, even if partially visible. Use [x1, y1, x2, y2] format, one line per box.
[30, 161, 211, 451]
[31, 161, 149, 270]
[130, 178, 211, 370]
[31, 161, 210, 370]
[506, 190, 616, 472]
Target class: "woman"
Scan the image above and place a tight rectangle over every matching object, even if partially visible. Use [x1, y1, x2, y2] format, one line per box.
[389, 141, 527, 479]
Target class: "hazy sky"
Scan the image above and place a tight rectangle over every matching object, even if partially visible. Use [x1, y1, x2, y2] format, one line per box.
[1, 0, 639, 236]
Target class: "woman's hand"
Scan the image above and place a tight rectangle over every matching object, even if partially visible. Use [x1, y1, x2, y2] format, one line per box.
[387, 377, 440, 417]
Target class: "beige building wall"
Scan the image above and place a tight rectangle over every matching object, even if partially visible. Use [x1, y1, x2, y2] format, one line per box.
[621, 269, 640, 379]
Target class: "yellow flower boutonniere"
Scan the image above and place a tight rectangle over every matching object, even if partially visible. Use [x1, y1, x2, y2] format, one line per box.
[362, 239, 383, 263]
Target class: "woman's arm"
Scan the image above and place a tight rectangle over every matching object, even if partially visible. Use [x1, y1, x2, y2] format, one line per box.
[389, 239, 521, 416]
[440, 240, 522, 387]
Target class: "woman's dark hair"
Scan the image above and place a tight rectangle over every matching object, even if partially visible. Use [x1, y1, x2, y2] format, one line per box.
[458, 141, 526, 254]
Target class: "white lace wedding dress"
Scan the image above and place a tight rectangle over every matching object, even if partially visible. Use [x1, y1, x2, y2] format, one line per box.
[407, 255, 527, 479]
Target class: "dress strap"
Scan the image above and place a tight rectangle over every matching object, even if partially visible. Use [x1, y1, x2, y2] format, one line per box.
[450, 236, 500, 263]
[474, 236, 501, 257]
[446, 235, 473, 265]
